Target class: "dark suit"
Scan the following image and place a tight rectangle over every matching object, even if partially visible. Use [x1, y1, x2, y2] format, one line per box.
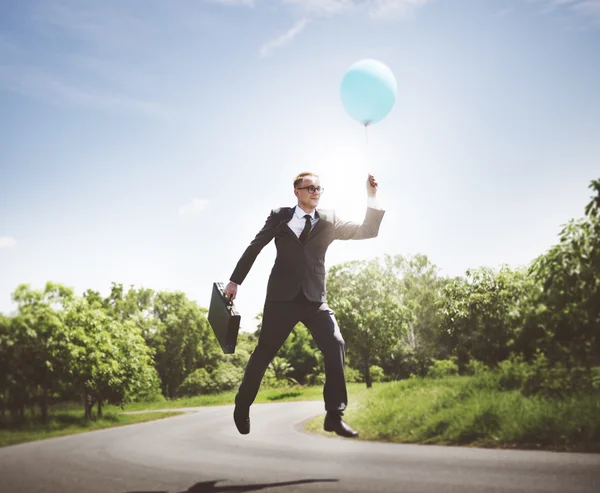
[230, 205, 385, 414]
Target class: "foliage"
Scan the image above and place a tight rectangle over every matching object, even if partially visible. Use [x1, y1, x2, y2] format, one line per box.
[1, 177, 598, 429]
[427, 358, 459, 379]
[312, 376, 600, 453]
[326, 257, 408, 387]
[437, 265, 538, 369]
[527, 179, 600, 374]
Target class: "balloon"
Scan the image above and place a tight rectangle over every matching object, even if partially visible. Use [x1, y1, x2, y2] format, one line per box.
[340, 59, 397, 126]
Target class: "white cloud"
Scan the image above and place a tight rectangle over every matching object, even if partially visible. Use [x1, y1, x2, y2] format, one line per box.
[0, 64, 171, 119]
[572, 0, 600, 24]
[260, 18, 310, 57]
[179, 198, 210, 216]
[281, 0, 353, 16]
[495, 8, 515, 17]
[534, 0, 600, 25]
[368, 0, 432, 20]
[256, 0, 434, 55]
[0, 237, 17, 248]
[210, 0, 256, 5]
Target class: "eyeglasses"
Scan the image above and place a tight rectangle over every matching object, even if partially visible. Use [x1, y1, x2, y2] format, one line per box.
[296, 186, 325, 194]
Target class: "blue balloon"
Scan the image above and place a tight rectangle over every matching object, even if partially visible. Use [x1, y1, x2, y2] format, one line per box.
[340, 59, 397, 126]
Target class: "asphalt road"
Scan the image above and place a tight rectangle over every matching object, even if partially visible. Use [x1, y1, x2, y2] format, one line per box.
[1, 401, 599, 493]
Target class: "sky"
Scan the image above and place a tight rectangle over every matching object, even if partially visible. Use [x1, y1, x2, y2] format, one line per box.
[1, 0, 599, 332]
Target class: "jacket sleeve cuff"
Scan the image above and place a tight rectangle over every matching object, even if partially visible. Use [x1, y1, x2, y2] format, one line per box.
[367, 196, 383, 211]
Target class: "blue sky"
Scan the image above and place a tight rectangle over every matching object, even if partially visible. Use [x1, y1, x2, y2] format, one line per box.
[1, 0, 599, 331]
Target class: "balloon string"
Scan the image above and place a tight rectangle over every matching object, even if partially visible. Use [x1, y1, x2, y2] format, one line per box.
[364, 123, 369, 174]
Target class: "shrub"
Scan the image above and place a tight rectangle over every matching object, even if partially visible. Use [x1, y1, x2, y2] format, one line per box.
[308, 372, 326, 385]
[427, 358, 459, 379]
[345, 366, 364, 383]
[178, 368, 214, 396]
[370, 365, 386, 382]
[592, 367, 600, 391]
[497, 352, 594, 398]
[178, 363, 243, 396]
[465, 359, 488, 376]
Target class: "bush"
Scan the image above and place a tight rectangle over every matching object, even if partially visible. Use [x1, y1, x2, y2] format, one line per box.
[261, 367, 295, 389]
[370, 365, 386, 382]
[465, 359, 488, 376]
[178, 368, 214, 396]
[593, 367, 600, 391]
[345, 366, 364, 383]
[497, 354, 529, 391]
[178, 363, 243, 396]
[308, 372, 326, 385]
[211, 362, 243, 392]
[427, 358, 459, 379]
[497, 353, 594, 399]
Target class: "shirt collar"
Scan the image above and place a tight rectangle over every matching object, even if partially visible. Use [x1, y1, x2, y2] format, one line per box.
[294, 205, 316, 220]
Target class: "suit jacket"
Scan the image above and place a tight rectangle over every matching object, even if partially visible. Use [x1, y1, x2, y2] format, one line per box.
[230, 205, 385, 302]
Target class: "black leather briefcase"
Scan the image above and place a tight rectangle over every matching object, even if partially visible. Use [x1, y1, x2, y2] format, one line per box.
[208, 282, 240, 354]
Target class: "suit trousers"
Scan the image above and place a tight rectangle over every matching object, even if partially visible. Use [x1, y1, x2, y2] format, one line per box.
[235, 290, 348, 415]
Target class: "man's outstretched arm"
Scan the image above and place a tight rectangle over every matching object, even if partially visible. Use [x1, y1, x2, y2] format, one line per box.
[224, 210, 278, 301]
[334, 174, 386, 241]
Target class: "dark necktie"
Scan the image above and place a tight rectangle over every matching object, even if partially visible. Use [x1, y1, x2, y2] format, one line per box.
[299, 214, 312, 244]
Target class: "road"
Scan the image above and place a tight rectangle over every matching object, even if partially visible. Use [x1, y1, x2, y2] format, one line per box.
[0, 401, 598, 493]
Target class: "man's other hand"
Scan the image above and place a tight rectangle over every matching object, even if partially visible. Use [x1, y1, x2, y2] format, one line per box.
[224, 281, 238, 302]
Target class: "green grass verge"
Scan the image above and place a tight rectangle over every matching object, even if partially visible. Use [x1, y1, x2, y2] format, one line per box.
[305, 376, 600, 453]
[0, 383, 357, 448]
[105, 383, 368, 412]
[0, 410, 182, 448]
[4, 378, 599, 453]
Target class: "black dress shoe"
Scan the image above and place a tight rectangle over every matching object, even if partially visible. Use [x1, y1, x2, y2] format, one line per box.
[233, 405, 250, 435]
[324, 414, 359, 438]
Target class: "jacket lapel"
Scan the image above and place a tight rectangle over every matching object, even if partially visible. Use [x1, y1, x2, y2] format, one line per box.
[279, 208, 298, 240]
[279, 207, 328, 244]
[305, 209, 328, 243]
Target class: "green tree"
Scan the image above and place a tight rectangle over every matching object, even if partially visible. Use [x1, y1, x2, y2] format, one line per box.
[9, 282, 74, 422]
[276, 323, 319, 384]
[528, 178, 600, 380]
[437, 266, 536, 369]
[63, 298, 160, 418]
[380, 254, 447, 378]
[0, 314, 14, 418]
[149, 291, 220, 397]
[326, 258, 407, 387]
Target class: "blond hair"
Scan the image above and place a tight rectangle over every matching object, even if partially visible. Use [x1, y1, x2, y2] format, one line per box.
[293, 171, 319, 188]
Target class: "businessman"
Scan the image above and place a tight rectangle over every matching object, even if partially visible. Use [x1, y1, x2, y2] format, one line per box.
[224, 171, 385, 438]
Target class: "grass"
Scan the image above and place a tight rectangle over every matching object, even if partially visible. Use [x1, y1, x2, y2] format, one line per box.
[3, 378, 599, 452]
[0, 410, 182, 448]
[104, 383, 368, 412]
[0, 383, 360, 448]
[305, 376, 600, 453]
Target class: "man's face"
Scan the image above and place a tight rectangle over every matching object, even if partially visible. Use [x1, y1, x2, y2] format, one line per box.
[294, 175, 322, 209]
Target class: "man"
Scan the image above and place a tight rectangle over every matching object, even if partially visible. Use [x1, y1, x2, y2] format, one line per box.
[224, 171, 385, 438]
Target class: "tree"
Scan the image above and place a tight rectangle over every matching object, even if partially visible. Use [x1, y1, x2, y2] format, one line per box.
[326, 258, 407, 387]
[528, 178, 600, 380]
[149, 291, 221, 397]
[63, 298, 160, 418]
[276, 323, 320, 384]
[437, 266, 535, 369]
[380, 254, 447, 378]
[0, 314, 13, 418]
[9, 282, 74, 422]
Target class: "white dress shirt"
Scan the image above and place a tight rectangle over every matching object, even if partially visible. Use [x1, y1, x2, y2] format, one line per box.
[287, 196, 382, 239]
